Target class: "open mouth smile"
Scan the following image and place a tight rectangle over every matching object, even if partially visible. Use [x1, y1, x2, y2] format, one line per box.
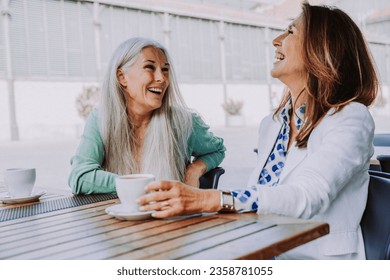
[147, 87, 163, 95]
[274, 52, 285, 63]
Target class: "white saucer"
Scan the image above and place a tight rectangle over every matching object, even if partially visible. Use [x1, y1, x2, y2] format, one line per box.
[105, 204, 154, 221]
[0, 191, 46, 204]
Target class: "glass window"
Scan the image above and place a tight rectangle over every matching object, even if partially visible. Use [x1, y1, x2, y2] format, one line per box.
[170, 16, 221, 81]
[369, 43, 389, 84]
[100, 7, 164, 78]
[225, 23, 266, 82]
[2, 0, 388, 86]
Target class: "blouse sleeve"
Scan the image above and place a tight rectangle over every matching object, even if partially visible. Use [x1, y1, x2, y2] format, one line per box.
[232, 186, 259, 212]
[68, 109, 117, 194]
[187, 113, 226, 172]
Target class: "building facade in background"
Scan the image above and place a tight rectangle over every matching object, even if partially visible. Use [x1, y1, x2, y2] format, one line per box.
[0, 0, 389, 140]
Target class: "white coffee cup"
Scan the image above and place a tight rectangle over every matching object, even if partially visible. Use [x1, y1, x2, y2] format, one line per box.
[115, 173, 155, 212]
[4, 168, 36, 198]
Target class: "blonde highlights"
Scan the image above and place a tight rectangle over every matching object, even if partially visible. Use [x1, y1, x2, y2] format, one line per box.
[275, 2, 378, 148]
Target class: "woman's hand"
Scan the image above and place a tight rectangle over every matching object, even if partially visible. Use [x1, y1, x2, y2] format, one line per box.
[183, 160, 207, 188]
[137, 180, 221, 218]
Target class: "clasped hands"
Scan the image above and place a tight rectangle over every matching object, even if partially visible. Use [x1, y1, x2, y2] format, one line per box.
[136, 181, 220, 218]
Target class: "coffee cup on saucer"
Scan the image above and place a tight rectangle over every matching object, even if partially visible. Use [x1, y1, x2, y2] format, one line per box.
[115, 173, 155, 212]
[4, 168, 36, 198]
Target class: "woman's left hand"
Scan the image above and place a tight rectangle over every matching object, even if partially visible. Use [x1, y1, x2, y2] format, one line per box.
[137, 180, 220, 218]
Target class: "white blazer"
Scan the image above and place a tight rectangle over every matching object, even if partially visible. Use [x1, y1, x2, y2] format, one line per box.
[247, 102, 374, 259]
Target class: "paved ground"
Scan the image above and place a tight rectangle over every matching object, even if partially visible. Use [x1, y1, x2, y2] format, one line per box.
[0, 125, 259, 193]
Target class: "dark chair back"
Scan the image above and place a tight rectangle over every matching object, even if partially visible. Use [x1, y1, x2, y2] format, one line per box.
[199, 167, 225, 189]
[368, 170, 390, 180]
[360, 175, 390, 260]
[369, 164, 381, 171]
[373, 134, 390, 147]
[377, 155, 390, 173]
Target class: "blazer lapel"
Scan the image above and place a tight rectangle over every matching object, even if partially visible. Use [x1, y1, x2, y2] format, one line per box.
[247, 119, 282, 186]
[279, 144, 307, 182]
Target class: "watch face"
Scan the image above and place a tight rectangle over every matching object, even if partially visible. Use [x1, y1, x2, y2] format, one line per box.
[221, 192, 235, 212]
[223, 193, 234, 205]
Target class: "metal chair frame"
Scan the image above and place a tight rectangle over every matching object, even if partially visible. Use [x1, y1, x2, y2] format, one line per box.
[360, 175, 390, 260]
[377, 155, 390, 173]
[199, 167, 225, 189]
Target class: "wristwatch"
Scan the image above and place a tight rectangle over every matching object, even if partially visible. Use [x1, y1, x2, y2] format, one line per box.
[218, 190, 236, 213]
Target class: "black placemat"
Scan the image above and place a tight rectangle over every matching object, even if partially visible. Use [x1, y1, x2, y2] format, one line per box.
[0, 194, 118, 222]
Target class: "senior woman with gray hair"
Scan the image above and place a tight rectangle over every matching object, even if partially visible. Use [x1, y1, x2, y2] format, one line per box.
[69, 37, 225, 194]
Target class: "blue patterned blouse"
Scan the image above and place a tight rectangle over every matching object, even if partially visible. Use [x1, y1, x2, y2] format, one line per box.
[231, 98, 306, 212]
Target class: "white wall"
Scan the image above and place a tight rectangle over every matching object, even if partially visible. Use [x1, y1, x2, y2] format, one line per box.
[0, 81, 389, 141]
[180, 83, 277, 127]
[0, 80, 10, 140]
[180, 83, 225, 125]
[0, 81, 86, 141]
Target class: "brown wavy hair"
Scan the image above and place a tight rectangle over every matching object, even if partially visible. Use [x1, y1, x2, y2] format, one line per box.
[274, 2, 378, 148]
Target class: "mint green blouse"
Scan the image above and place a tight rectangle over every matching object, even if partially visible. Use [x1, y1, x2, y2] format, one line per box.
[68, 110, 226, 194]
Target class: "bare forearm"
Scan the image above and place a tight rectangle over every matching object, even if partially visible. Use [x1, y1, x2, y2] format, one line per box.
[183, 160, 207, 187]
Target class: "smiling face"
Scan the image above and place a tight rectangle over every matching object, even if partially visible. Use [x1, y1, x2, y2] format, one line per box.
[117, 46, 170, 118]
[271, 16, 307, 92]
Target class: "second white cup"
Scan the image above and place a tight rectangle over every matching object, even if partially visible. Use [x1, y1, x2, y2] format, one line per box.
[4, 168, 36, 198]
[115, 174, 155, 212]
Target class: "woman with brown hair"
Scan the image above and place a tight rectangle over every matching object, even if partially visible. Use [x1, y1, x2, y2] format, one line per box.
[138, 2, 379, 259]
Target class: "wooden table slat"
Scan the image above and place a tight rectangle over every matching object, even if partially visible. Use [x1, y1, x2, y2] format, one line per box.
[0, 213, 119, 252]
[83, 216, 257, 260]
[6, 214, 217, 259]
[143, 219, 276, 260]
[3, 216, 170, 259]
[38, 215, 224, 260]
[184, 222, 329, 260]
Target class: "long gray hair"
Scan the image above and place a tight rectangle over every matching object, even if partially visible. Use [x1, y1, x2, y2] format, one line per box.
[99, 37, 192, 181]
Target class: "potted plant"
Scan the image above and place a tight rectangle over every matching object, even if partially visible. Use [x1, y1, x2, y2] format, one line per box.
[75, 85, 100, 137]
[222, 98, 245, 127]
[75, 85, 100, 120]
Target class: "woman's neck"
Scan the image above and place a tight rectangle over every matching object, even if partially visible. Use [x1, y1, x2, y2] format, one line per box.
[127, 109, 152, 130]
[290, 87, 306, 111]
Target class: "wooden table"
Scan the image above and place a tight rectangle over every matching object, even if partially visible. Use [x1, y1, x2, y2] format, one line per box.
[0, 193, 329, 260]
